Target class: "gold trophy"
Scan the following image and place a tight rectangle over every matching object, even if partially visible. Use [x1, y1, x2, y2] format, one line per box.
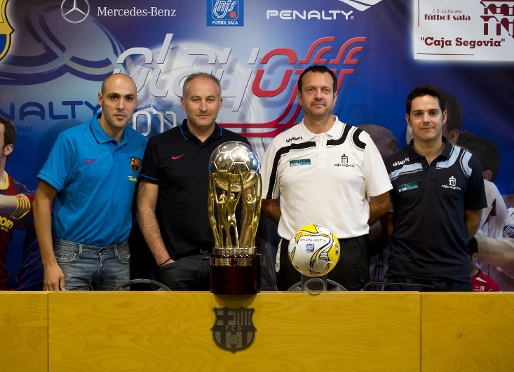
[208, 141, 261, 295]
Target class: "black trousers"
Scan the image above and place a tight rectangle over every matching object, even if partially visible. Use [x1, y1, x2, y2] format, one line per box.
[277, 235, 371, 291]
[158, 253, 211, 291]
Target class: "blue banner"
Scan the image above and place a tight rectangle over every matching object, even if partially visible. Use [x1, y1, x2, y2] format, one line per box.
[1, 0, 513, 289]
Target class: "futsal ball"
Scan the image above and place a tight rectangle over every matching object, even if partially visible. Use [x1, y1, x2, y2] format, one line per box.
[288, 224, 340, 277]
[208, 141, 260, 192]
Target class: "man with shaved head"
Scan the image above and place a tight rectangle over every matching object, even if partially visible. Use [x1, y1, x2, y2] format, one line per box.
[34, 73, 147, 291]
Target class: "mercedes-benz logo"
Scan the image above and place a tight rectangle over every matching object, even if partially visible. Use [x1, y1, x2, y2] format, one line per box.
[61, 0, 90, 24]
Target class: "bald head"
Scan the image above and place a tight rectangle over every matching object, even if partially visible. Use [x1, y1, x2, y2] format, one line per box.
[97, 73, 138, 141]
[101, 73, 137, 95]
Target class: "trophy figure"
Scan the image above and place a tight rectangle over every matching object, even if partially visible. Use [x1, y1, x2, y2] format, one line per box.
[208, 141, 262, 295]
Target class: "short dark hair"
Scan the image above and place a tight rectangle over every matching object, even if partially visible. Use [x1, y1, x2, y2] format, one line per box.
[467, 236, 478, 257]
[0, 116, 16, 147]
[457, 130, 500, 181]
[405, 84, 446, 115]
[356, 124, 398, 158]
[182, 72, 222, 97]
[437, 88, 462, 132]
[297, 65, 337, 94]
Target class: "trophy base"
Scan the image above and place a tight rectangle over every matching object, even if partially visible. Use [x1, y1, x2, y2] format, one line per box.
[211, 253, 261, 295]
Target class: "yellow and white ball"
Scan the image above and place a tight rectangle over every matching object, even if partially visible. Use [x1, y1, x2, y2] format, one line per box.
[288, 224, 340, 277]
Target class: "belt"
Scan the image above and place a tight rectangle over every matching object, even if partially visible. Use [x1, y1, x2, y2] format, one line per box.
[55, 238, 128, 251]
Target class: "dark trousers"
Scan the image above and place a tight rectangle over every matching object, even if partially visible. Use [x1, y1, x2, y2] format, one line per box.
[277, 235, 371, 291]
[158, 253, 211, 291]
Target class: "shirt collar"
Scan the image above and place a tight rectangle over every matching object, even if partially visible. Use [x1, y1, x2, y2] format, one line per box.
[0, 171, 9, 191]
[179, 119, 223, 142]
[440, 136, 452, 158]
[298, 116, 343, 140]
[90, 113, 131, 146]
[407, 136, 451, 160]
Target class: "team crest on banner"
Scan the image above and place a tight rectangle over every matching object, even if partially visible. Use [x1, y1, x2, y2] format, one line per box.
[207, 0, 244, 27]
[0, 0, 13, 61]
[130, 157, 141, 172]
[212, 307, 256, 353]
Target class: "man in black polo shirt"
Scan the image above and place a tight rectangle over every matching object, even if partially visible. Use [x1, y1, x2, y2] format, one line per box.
[137, 72, 249, 290]
[381, 84, 486, 291]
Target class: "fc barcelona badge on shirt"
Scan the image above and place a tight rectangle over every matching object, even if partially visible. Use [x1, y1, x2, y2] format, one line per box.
[130, 157, 141, 172]
[212, 307, 256, 353]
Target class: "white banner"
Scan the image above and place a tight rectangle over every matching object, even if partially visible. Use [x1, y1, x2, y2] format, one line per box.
[413, 0, 514, 61]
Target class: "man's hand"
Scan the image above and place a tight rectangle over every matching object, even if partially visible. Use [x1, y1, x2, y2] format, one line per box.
[43, 263, 66, 291]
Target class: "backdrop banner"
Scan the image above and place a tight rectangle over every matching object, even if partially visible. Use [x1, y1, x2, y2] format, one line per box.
[1, 0, 513, 289]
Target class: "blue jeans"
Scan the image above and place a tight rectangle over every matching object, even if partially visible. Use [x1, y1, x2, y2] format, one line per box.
[54, 238, 130, 290]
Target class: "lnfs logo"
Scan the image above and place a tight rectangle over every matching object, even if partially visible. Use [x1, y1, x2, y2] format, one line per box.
[0, 0, 13, 61]
[208, 0, 244, 27]
[212, 307, 256, 353]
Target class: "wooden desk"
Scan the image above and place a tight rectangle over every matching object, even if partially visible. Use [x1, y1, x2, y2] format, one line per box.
[422, 293, 514, 371]
[2, 292, 513, 371]
[48, 292, 419, 371]
[0, 292, 47, 372]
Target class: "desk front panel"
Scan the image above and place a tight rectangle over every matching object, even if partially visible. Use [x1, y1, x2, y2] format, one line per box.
[48, 292, 420, 372]
[0, 292, 48, 372]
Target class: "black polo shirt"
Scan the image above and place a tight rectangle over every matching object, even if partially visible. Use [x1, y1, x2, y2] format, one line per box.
[384, 138, 487, 282]
[140, 120, 250, 260]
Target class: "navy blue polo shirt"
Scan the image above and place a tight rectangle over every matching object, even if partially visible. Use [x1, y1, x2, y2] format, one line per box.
[139, 120, 250, 260]
[384, 138, 486, 282]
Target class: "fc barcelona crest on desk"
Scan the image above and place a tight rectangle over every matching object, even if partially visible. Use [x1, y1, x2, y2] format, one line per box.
[212, 307, 256, 353]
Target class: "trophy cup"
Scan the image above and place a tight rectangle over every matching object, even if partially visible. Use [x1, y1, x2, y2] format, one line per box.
[208, 141, 262, 295]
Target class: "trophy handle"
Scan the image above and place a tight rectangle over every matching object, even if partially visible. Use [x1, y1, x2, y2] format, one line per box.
[240, 172, 262, 248]
[207, 173, 221, 248]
